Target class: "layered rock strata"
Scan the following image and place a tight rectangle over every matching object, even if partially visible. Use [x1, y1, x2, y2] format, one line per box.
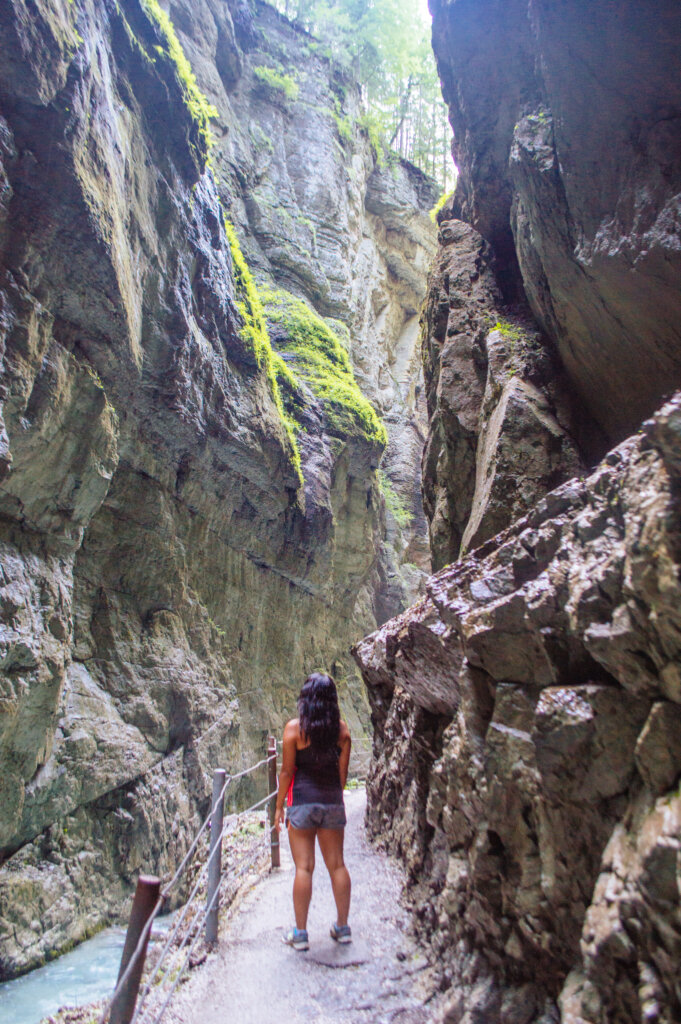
[429, 0, 681, 444]
[0, 0, 434, 976]
[167, 0, 439, 607]
[421, 210, 584, 570]
[354, 394, 681, 1024]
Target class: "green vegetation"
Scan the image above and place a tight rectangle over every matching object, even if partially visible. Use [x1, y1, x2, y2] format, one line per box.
[271, 0, 455, 188]
[332, 98, 354, 145]
[345, 777, 365, 790]
[250, 123, 275, 155]
[528, 109, 549, 126]
[140, 0, 217, 156]
[429, 190, 454, 223]
[377, 469, 413, 528]
[253, 65, 300, 102]
[223, 220, 303, 483]
[223, 219, 271, 369]
[490, 317, 526, 346]
[357, 112, 383, 163]
[261, 287, 387, 447]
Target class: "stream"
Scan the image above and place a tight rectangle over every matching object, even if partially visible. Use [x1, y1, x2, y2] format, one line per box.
[0, 917, 172, 1024]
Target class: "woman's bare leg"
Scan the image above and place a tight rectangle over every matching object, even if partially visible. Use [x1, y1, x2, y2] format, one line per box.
[287, 826, 316, 930]
[317, 828, 351, 926]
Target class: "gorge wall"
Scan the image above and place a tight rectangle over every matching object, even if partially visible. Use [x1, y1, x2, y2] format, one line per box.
[0, 0, 436, 977]
[355, 2, 681, 1023]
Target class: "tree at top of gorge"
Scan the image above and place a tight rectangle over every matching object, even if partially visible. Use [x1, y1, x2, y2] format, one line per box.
[270, 0, 456, 190]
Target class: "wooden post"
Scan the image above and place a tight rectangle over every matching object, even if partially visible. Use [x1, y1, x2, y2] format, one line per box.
[109, 875, 160, 1024]
[268, 736, 280, 868]
[205, 768, 226, 945]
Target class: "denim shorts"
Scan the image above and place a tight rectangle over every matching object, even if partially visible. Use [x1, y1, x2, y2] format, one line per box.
[286, 802, 347, 830]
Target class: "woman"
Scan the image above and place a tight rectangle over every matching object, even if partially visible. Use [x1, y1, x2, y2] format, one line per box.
[273, 672, 352, 951]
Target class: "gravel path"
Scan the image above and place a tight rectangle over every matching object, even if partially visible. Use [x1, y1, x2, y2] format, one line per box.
[167, 789, 433, 1024]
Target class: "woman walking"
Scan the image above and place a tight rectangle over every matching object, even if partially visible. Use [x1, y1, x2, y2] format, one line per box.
[273, 672, 352, 951]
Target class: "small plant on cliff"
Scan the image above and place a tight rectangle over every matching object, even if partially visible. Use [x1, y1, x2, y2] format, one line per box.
[357, 112, 383, 163]
[377, 469, 413, 528]
[223, 220, 303, 484]
[253, 65, 300, 102]
[333, 97, 354, 146]
[333, 111, 353, 145]
[261, 288, 387, 448]
[140, 0, 217, 155]
[490, 317, 527, 350]
[429, 190, 454, 223]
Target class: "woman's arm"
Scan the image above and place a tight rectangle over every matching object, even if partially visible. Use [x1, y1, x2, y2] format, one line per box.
[338, 721, 351, 790]
[273, 719, 298, 832]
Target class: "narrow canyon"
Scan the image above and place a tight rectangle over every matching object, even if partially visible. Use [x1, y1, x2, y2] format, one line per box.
[1, 2, 680, 1023]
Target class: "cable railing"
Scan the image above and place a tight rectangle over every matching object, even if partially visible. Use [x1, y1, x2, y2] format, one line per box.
[99, 738, 280, 1024]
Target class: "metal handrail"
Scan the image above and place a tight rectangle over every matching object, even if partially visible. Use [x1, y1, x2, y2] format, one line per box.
[99, 741, 279, 1024]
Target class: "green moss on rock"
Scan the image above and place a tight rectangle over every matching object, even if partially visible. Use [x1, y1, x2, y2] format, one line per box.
[253, 65, 300, 102]
[261, 287, 387, 448]
[429, 189, 454, 223]
[140, 0, 217, 156]
[377, 469, 413, 528]
[223, 221, 303, 484]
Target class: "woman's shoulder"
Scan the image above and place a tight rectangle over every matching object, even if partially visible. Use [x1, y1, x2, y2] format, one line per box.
[283, 718, 300, 740]
[338, 720, 351, 743]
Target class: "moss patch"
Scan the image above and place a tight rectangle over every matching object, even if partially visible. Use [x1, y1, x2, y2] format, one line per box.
[429, 190, 454, 223]
[377, 469, 413, 528]
[253, 65, 300, 102]
[261, 288, 387, 448]
[140, 0, 217, 157]
[490, 317, 527, 344]
[223, 221, 302, 484]
[357, 112, 383, 164]
[333, 98, 353, 146]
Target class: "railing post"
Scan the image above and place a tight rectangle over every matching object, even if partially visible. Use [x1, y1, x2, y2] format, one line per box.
[205, 768, 226, 945]
[109, 874, 160, 1024]
[268, 736, 280, 868]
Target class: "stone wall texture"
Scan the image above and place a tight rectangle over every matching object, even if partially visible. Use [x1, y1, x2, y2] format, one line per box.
[356, 3, 681, 1021]
[0, 0, 436, 976]
[355, 395, 681, 1024]
[430, 0, 681, 446]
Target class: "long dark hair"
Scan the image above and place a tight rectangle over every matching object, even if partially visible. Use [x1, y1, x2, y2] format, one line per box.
[298, 673, 340, 753]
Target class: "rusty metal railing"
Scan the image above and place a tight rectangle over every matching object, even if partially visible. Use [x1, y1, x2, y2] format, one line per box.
[98, 737, 280, 1024]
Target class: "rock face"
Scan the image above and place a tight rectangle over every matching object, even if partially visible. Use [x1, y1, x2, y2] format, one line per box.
[167, 0, 439, 607]
[357, 5, 681, 1021]
[0, 0, 435, 977]
[354, 394, 681, 1023]
[430, 0, 681, 445]
[421, 212, 584, 570]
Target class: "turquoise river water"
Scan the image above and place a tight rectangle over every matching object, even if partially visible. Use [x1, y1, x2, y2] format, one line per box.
[0, 916, 173, 1024]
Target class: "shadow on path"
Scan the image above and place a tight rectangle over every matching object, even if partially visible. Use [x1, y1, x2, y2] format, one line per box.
[167, 789, 432, 1024]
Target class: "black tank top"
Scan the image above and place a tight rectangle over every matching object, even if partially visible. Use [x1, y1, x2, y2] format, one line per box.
[291, 744, 343, 805]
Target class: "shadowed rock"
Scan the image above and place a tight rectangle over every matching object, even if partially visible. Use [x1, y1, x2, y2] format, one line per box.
[354, 393, 681, 1023]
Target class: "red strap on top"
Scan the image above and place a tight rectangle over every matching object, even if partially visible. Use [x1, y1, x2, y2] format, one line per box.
[286, 769, 296, 807]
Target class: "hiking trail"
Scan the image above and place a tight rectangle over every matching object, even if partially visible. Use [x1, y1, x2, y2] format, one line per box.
[166, 789, 432, 1024]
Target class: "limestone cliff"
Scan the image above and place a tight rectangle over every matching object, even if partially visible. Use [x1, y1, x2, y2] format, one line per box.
[430, 0, 681, 445]
[420, 211, 584, 570]
[355, 4, 681, 1022]
[168, 0, 438, 607]
[0, 0, 436, 977]
[355, 394, 681, 1024]
[421, 0, 681, 567]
